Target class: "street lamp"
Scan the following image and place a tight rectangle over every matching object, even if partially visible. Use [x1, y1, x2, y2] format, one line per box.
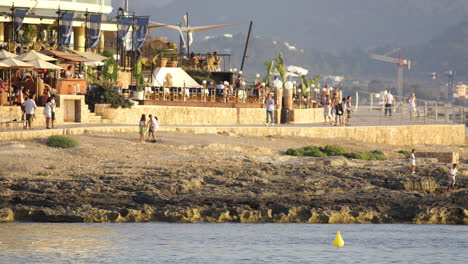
[202, 80, 207, 101]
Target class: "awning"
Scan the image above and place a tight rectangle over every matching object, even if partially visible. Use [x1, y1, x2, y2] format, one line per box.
[39, 50, 94, 63]
[68, 50, 110, 62]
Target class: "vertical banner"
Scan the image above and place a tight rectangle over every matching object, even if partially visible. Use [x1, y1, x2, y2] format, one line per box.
[88, 14, 102, 49]
[118, 17, 133, 44]
[59, 11, 74, 46]
[133, 16, 149, 51]
[13, 8, 28, 42]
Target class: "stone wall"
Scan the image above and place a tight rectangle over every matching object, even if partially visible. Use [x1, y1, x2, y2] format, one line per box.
[417, 152, 460, 164]
[160, 125, 465, 146]
[0, 95, 90, 129]
[290, 108, 323, 124]
[0, 106, 63, 128]
[0, 124, 463, 146]
[94, 104, 324, 126]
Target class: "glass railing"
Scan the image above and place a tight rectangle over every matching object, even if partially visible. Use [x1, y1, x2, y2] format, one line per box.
[42, 0, 112, 6]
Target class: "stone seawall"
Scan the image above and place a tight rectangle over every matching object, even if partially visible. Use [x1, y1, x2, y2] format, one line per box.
[163, 125, 465, 146]
[94, 104, 324, 125]
[0, 124, 463, 146]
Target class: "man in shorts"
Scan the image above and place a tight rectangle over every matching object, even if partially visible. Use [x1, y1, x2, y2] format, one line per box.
[147, 114, 159, 142]
[22, 96, 37, 130]
[448, 164, 458, 189]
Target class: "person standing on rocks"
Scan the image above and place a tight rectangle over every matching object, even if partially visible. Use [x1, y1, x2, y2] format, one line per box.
[22, 95, 37, 130]
[265, 93, 275, 126]
[410, 149, 416, 175]
[139, 114, 147, 143]
[448, 164, 458, 189]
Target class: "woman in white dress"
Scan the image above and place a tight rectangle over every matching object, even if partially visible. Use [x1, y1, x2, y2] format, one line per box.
[408, 92, 417, 118]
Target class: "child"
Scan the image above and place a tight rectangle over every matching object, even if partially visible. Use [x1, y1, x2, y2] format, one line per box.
[409, 149, 416, 175]
[139, 114, 147, 143]
[448, 164, 458, 189]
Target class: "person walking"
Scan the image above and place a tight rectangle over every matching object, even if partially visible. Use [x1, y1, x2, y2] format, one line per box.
[385, 90, 394, 117]
[139, 114, 147, 143]
[265, 93, 275, 126]
[448, 164, 458, 189]
[147, 114, 159, 143]
[43, 97, 52, 129]
[334, 99, 344, 126]
[345, 96, 352, 126]
[322, 94, 332, 125]
[408, 92, 417, 118]
[22, 96, 37, 130]
[50, 95, 56, 128]
[410, 149, 416, 175]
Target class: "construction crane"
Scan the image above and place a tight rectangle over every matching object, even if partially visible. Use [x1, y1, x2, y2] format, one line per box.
[369, 48, 411, 97]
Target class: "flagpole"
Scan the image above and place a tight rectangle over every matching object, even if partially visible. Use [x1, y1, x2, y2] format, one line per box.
[186, 12, 189, 55]
[85, 9, 89, 51]
[240, 21, 253, 72]
[10, 4, 14, 43]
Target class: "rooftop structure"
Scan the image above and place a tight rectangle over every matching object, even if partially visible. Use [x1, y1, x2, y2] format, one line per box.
[0, 0, 112, 15]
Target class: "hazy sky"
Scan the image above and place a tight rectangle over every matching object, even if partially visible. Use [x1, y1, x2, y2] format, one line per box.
[117, 0, 468, 52]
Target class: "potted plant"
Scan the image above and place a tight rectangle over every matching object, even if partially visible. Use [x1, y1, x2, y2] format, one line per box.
[133, 58, 146, 100]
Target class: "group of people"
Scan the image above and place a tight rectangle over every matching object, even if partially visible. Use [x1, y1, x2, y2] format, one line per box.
[409, 149, 459, 189]
[138, 114, 160, 143]
[189, 52, 222, 71]
[322, 88, 353, 126]
[20, 94, 56, 130]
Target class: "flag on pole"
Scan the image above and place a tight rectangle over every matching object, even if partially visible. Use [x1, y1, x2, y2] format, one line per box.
[59, 11, 74, 46]
[88, 14, 102, 49]
[118, 17, 133, 44]
[13, 8, 28, 42]
[133, 16, 149, 51]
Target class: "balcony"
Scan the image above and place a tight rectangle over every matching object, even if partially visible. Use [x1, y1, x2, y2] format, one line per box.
[0, 0, 113, 14]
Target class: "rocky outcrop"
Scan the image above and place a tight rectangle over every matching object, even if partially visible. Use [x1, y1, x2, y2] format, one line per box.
[0, 158, 466, 224]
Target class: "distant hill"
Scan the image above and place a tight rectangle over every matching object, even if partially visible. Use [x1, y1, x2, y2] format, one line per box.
[191, 20, 468, 83]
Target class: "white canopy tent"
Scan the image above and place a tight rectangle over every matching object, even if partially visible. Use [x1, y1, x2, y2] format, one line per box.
[152, 67, 201, 88]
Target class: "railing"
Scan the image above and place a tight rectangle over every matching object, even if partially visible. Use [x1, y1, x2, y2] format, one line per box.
[341, 91, 466, 126]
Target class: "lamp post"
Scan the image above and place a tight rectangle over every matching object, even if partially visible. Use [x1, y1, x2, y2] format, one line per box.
[202, 80, 207, 102]
[293, 80, 297, 97]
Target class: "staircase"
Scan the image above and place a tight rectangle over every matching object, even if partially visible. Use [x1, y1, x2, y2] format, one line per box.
[85, 109, 112, 124]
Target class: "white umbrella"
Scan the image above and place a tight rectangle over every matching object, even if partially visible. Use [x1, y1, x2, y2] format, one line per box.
[0, 50, 17, 60]
[15, 50, 56, 62]
[27, 59, 63, 70]
[0, 58, 34, 68]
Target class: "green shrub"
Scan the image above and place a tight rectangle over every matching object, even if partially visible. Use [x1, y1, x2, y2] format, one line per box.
[85, 80, 133, 111]
[286, 148, 300, 156]
[46, 136, 80, 148]
[46, 165, 57, 170]
[36, 171, 49, 176]
[319, 145, 347, 156]
[303, 146, 327, 157]
[371, 150, 384, 156]
[398, 150, 410, 158]
[345, 151, 386, 160]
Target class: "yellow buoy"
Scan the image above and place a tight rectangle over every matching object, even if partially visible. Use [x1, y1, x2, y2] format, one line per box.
[333, 231, 345, 247]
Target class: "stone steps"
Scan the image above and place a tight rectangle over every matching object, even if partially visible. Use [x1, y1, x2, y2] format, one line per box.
[87, 112, 112, 124]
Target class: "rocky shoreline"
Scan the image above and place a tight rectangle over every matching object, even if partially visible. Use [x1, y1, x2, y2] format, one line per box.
[0, 133, 467, 224]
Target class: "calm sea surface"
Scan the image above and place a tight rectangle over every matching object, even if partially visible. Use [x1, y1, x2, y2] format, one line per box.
[0, 223, 466, 263]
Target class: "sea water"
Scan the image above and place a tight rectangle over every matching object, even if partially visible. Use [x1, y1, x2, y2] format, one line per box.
[0, 223, 466, 263]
